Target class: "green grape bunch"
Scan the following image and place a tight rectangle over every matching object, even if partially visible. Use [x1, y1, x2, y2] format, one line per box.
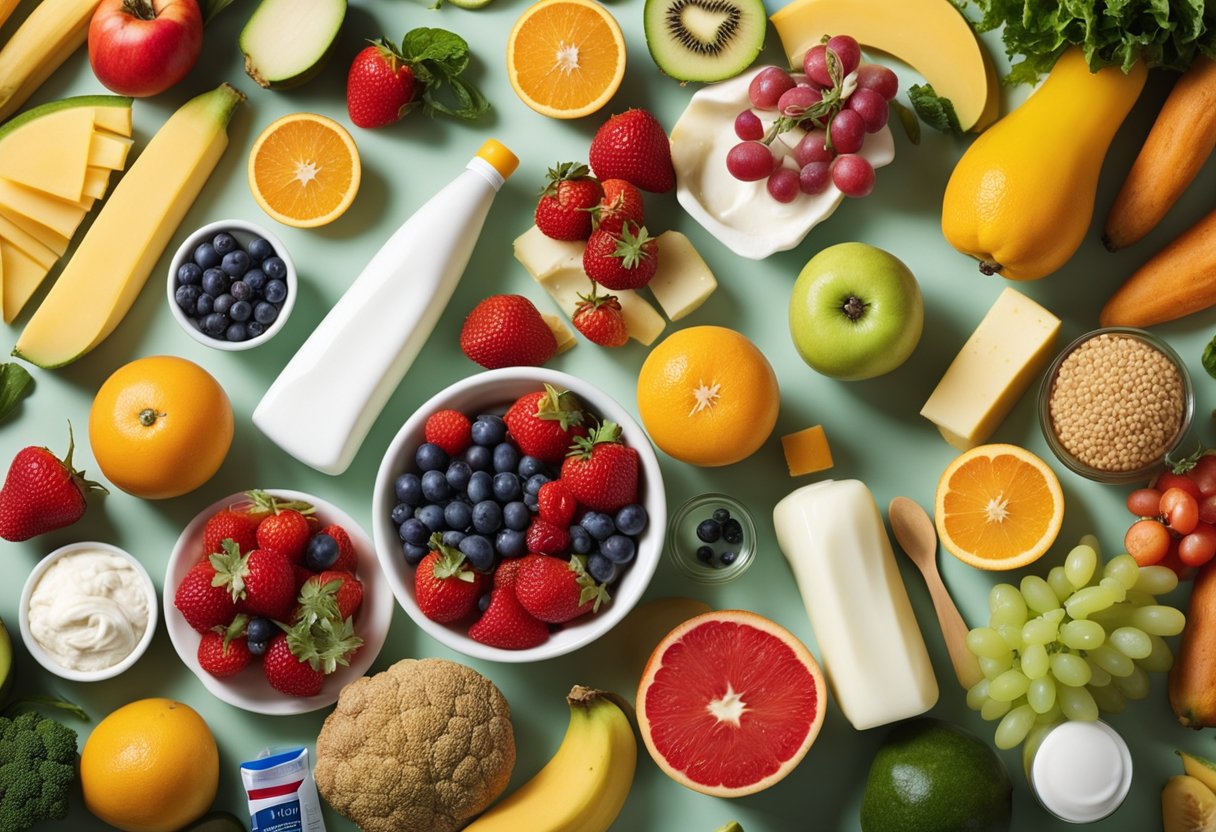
[964, 535, 1186, 750]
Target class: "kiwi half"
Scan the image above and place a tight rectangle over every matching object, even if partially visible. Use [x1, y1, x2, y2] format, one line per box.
[644, 0, 766, 83]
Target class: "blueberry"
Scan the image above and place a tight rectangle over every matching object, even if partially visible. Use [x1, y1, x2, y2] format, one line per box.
[569, 524, 592, 554]
[464, 444, 492, 472]
[478, 592, 493, 613]
[503, 501, 530, 531]
[214, 293, 235, 316]
[495, 529, 526, 558]
[213, 232, 238, 255]
[247, 616, 274, 642]
[696, 545, 714, 564]
[581, 512, 615, 541]
[305, 533, 340, 570]
[459, 534, 495, 572]
[229, 300, 252, 322]
[525, 473, 550, 496]
[244, 269, 267, 294]
[247, 320, 267, 338]
[247, 639, 268, 657]
[253, 301, 279, 325]
[720, 550, 738, 566]
[601, 534, 636, 564]
[421, 469, 451, 502]
[263, 255, 287, 280]
[177, 262, 202, 286]
[194, 241, 220, 269]
[201, 268, 228, 297]
[472, 500, 503, 534]
[195, 293, 214, 316]
[444, 500, 472, 532]
[390, 502, 412, 525]
[416, 504, 446, 533]
[402, 542, 428, 566]
[492, 442, 519, 474]
[471, 415, 506, 447]
[722, 518, 744, 545]
[467, 470, 493, 503]
[175, 284, 201, 314]
[230, 280, 252, 301]
[615, 504, 648, 536]
[446, 460, 472, 493]
[587, 553, 619, 583]
[493, 472, 522, 503]
[225, 322, 249, 342]
[222, 250, 251, 277]
[696, 519, 722, 543]
[265, 279, 288, 304]
[399, 517, 429, 546]
[523, 492, 539, 510]
[442, 530, 467, 548]
[202, 312, 230, 336]
[712, 508, 731, 524]
[517, 455, 545, 478]
[415, 442, 449, 472]
[247, 237, 274, 262]
[395, 473, 422, 505]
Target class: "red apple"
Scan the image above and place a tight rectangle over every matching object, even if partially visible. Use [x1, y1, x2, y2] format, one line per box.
[88, 0, 203, 97]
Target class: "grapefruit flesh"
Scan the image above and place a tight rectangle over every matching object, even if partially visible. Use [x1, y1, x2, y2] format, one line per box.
[637, 609, 826, 797]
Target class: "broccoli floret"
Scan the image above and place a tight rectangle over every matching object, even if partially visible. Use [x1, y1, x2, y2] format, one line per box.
[0, 711, 78, 831]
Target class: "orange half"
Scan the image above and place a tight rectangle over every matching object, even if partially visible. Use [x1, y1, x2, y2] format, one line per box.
[507, 0, 626, 119]
[934, 443, 1065, 570]
[248, 113, 361, 228]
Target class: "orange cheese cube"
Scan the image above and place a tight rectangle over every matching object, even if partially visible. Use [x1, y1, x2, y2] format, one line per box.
[781, 425, 834, 476]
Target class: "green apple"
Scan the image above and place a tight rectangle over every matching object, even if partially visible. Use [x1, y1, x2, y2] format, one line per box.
[0, 616, 13, 704]
[789, 242, 924, 380]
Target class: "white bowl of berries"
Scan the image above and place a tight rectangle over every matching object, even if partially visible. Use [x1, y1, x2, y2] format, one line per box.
[164, 489, 395, 715]
[373, 367, 665, 663]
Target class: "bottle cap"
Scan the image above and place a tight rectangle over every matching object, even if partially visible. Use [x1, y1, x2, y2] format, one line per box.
[1030, 720, 1132, 822]
[476, 140, 519, 180]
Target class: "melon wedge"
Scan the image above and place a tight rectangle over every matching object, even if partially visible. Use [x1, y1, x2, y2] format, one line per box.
[82, 167, 112, 201]
[0, 216, 59, 269]
[1, 211, 69, 257]
[0, 108, 93, 201]
[0, 179, 89, 239]
[91, 105, 132, 136]
[87, 131, 133, 171]
[2, 244, 50, 324]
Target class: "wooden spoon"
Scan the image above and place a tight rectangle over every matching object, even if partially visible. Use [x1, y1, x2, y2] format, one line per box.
[888, 496, 984, 690]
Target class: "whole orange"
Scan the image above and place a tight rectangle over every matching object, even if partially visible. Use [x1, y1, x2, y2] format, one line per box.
[89, 355, 233, 499]
[637, 326, 780, 467]
[80, 698, 219, 832]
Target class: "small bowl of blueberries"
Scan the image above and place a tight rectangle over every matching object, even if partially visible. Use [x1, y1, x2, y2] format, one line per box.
[167, 219, 296, 350]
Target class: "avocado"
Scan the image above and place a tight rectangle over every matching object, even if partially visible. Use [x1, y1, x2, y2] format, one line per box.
[0, 616, 13, 705]
[180, 811, 246, 832]
[860, 718, 1012, 832]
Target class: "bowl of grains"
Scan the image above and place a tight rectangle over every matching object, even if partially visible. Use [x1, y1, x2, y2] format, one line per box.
[1039, 327, 1193, 483]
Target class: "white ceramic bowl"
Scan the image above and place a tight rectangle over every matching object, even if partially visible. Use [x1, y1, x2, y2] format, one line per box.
[164, 489, 394, 715]
[166, 218, 297, 351]
[19, 541, 158, 682]
[373, 367, 666, 663]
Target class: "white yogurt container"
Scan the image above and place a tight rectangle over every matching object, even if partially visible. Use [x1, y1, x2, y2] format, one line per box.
[1025, 720, 1133, 823]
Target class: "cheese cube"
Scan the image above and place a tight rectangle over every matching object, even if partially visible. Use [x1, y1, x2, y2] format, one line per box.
[920, 288, 1061, 450]
[781, 425, 834, 476]
[535, 267, 666, 346]
[648, 231, 717, 321]
[513, 224, 583, 279]
[541, 313, 576, 354]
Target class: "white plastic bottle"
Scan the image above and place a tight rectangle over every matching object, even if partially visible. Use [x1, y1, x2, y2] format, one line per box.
[253, 140, 519, 474]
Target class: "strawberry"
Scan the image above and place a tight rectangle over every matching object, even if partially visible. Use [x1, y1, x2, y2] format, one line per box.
[572, 289, 628, 347]
[262, 633, 325, 697]
[561, 421, 639, 512]
[460, 295, 558, 370]
[302, 571, 364, 621]
[293, 565, 314, 592]
[503, 385, 587, 464]
[537, 480, 578, 527]
[323, 524, 358, 574]
[174, 560, 240, 633]
[0, 426, 106, 542]
[515, 554, 609, 624]
[468, 587, 549, 650]
[592, 179, 644, 235]
[535, 162, 603, 241]
[526, 517, 570, 556]
[583, 223, 658, 291]
[494, 556, 527, 590]
[346, 40, 417, 129]
[197, 616, 252, 678]
[257, 509, 312, 563]
[202, 510, 260, 558]
[263, 613, 363, 697]
[425, 410, 473, 456]
[212, 541, 298, 620]
[415, 535, 489, 623]
[588, 109, 676, 193]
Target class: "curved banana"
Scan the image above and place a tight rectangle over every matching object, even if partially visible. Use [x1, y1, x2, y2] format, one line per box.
[465, 685, 636, 832]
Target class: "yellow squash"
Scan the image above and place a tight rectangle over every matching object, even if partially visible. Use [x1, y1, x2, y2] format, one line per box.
[941, 49, 1147, 281]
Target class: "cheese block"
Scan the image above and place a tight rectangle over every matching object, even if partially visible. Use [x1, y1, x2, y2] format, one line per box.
[87, 131, 133, 171]
[781, 425, 834, 476]
[920, 288, 1061, 449]
[2, 243, 49, 323]
[513, 224, 583, 278]
[648, 231, 717, 320]
[541, 313, 576, 354]
[0, 178, 89, 238]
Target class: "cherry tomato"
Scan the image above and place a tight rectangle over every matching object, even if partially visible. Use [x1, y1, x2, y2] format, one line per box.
[1125, 518, 1172, 566]
[1179, 523, 1216, 567]
[1200, 495, 1216, 525]
[1161, 487, 1200, 535]
[1155, 472, 1203, 500]
[1190, 455, 1216, 497]
[1159, 539, 1197, 581]
[1126, 488, 1162, 517]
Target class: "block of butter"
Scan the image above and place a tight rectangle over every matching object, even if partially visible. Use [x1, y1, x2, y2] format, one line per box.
[541, 313, 576, 354]
[920, 287, 1061, 450]
[648, 231, 717, 321]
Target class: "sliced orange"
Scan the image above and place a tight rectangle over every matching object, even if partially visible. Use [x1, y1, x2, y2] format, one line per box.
[248, 113, 360, 228]
[507, 0, 626, 119]
[934, 443, 1065, 571]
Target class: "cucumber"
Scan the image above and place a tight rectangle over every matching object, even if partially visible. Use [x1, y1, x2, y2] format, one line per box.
[0, 616, 13, 705]
[240, 0, 347, 89]
[181, 811, 246, 832]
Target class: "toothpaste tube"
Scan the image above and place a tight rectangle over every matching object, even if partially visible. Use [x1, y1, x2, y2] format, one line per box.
[240, 747, 326, 832]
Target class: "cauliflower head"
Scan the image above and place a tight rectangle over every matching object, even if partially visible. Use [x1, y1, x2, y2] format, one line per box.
[315, 658, 515, 832]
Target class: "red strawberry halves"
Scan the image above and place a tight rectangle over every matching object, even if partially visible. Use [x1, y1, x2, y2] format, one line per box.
[347, 40, 418, 129]
[0, 425, 106, 542]
[561, 421, 639, 512]
[460, 295, 558, 370]
[535, 162, 603, 241]
[503, 385, 587, 464]
[588, 109, 676, 193]
[583, 223, 658, 291]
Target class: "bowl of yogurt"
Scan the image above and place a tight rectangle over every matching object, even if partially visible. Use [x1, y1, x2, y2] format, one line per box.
[19, 541, 158, 682]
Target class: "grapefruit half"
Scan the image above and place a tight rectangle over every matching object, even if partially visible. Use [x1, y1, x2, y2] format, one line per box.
[636, 609, 826, 797]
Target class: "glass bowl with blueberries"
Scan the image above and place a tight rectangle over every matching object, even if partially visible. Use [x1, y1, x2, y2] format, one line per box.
[166, 219, 296, 350]
[667, 493, 756, 583]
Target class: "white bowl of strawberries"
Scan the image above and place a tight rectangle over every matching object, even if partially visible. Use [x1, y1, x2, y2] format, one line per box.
[164, 489, 394, 715]
[373, 367, 665, 662]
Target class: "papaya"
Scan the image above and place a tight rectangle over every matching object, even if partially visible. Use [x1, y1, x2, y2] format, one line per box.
[1170, 559, 1216, 728]
[941, 48, 1147, 281]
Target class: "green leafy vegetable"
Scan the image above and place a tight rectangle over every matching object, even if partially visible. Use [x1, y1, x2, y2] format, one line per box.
[1203, 334, 1216, 379]
[397, 28, 489, 121]
[908, 84, 963, 134]
[0, 364, 32, 422]
[965, 0, 1216, 83]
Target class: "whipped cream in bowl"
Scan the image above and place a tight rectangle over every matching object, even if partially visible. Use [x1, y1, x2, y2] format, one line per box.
[19, 541, 158, 682]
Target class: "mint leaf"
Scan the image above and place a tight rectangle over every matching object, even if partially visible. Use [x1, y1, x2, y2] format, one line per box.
[0, 363, 32, 422]
[1203, 335, 1216, 380]
[402, 28, 471, 73]
[908, 84, 963, 135]
[397, 27, 489, 120]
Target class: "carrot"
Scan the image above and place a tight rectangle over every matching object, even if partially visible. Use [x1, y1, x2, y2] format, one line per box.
[1103, 55, 1216, 252]
[1100, 207, 1216, 327]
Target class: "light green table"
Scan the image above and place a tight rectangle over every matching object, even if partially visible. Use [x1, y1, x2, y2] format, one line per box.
[2, 1, 1213, 829]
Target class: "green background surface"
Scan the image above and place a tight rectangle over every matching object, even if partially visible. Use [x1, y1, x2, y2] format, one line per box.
[1, 0, 1214, 829]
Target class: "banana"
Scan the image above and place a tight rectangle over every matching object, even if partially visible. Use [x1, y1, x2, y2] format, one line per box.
[465, 686, 636, 832]
[0, 0, 101, 122]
